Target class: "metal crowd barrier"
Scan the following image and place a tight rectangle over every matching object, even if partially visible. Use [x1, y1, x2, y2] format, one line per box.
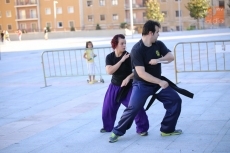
[174, 40, 230, 83]
[41, 47, 113, 87]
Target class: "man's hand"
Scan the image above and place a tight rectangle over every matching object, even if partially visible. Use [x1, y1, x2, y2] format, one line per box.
[149, 59, 159, 65]
[158, 80, 168, 89]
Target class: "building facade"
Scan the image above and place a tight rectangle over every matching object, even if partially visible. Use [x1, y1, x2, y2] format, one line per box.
[0, 0, 81, 32]
[0, 0, 229, 33]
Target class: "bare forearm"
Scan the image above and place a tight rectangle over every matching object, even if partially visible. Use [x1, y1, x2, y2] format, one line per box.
[126, 72, 134, 80]
[139, 71, 161, 84]
[158, 53, 174, 63]
[106, 61, 122, 75]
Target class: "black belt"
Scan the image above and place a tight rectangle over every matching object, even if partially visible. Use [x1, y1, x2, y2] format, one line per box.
[116, 80, 132, 103]
[145, 76, 194, 111]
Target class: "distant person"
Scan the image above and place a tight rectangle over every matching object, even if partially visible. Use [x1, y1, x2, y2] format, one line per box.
[16, 29, 22, 41]
[100, 34, 149, 135]
[1, 30, 4, 43]
[44, 27, 48, 40]
[4, 30, 10, 41]
[83, 41, 97, 84]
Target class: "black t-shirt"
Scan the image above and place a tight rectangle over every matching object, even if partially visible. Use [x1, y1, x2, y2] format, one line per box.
[106, 51, 132, 86]
[131, 40, 170, 84]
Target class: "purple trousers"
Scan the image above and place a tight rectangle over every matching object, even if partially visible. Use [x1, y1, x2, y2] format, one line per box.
[102, 83, 149, 133]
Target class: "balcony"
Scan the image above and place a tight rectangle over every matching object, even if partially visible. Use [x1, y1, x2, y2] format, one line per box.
[124, 4, 146, 10]
[125, 18, 148, 24]
[16, 15, 38, 21]
[15, 0, 37, 7]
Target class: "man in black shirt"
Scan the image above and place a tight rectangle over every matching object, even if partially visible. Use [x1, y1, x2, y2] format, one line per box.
[101, 34, 149, 136]
[109, 20, 182, 143]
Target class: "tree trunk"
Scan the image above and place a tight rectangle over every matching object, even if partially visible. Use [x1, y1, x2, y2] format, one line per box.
[197, 19, 200, 29]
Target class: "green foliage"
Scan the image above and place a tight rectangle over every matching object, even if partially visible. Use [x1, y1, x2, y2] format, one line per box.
[120, 22, 127, 29]
[70, 27, 75, 31]
[185, 0, 210, 19]
[185, 0, 210, 29]
[96, 24, 101, 30]
[46, 26, 51, 32]
[186, 25, 196, 30]
[145, 0, 164, 22]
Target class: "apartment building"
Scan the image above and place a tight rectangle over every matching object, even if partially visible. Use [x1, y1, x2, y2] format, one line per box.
[0, 0, 81, 32]
[124, 0, 230, 32]
[0, 0, 229, 33]
[81, 0, 126, 30]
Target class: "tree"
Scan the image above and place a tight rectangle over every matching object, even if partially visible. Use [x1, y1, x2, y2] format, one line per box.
[120, 22, 127, 29]
[96, 24, 101, 30]
[185, 0, 211, 29]
[145, 0, 164, 22]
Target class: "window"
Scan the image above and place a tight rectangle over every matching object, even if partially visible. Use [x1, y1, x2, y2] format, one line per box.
[219, 1, 225, 8]
[88, 15, 93, 21]
[143, 12, 146, 18]
[6, 11, 11, 17]
[112, 14, 118, 20]
[0, 25, 2, 30]
[162, 11, 167, 17]
[99, 0, 105, 6]
[176, 26, 182, 31]
[69, 21, 74, 27]
[8, 25, 13, 31]
[6, 0, 10, 3]
[176, 10, 181, 17]
[58, 22, 63, 28]
[46, 22, 51, 27]
[30, 0, 36, 4]
[133, 13, 136, 19]
[162, 26, 168, 32]
[68, 6, 74, 13]
[112, 0, 118, 5]
[87, 1, 92, 6]
[57, 7, 62, 14]
[45, 8, 51, 15]
[31, 23, 36, 31]
[100, 15, 105, 21]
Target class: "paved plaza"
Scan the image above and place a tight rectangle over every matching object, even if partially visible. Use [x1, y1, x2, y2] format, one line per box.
[0, 29, 230, 153]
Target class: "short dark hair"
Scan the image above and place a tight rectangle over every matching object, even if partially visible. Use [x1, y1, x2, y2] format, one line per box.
[142, 20, 161, 36]
[86, 41, 93, 48]
[111, 34, 125, 50]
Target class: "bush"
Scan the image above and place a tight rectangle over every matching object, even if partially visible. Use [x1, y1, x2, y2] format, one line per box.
[96, 24, 101, 30]
[70, 27, 75, 31]
[120, 22, 127, 29]
[46, 26, 51, 32]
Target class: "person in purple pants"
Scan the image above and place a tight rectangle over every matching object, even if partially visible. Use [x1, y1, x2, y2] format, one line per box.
[100, 34, 149, 136]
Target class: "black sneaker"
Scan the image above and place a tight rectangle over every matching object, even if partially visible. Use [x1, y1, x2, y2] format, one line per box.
[138, 131, 148, 136]
[161, 129, 182, 136]
[100, 128, 106, 133]
[109, 132, 119, 143]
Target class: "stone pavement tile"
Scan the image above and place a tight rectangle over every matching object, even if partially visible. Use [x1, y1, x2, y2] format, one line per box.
[167, 134, 216, 152]
[212, 140, 230, 153]
[185, 120, 226, 135]
[198, 107, 230, 120]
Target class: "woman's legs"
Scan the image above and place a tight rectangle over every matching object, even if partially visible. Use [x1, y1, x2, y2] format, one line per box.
[102, 84, 121, 132]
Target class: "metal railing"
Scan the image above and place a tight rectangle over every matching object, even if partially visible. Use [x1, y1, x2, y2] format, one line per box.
[174, 40, 230, 83]
[41, 47, 113, 87]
